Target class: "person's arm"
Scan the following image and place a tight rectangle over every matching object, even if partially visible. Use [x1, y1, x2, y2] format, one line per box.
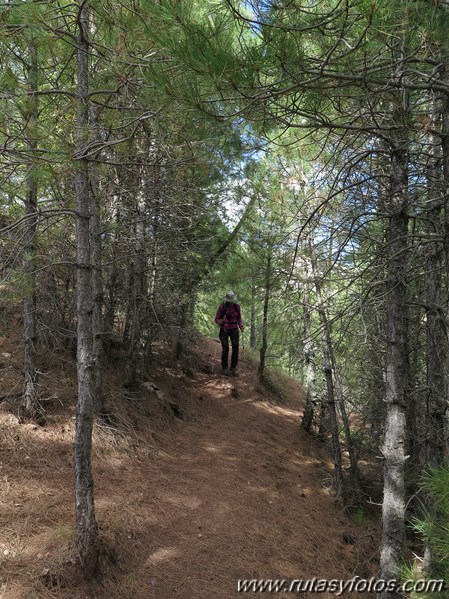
[237, 304, 244, 330]
[215, 304, 225, 325]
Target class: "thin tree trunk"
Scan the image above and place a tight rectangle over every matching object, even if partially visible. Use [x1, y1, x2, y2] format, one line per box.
[258, 247, 271, 380]
[103, 205, 120, 356]
[333, 362, 360, 497]
[442, 66, 449, 463]
[318, 396, 328, 441]
[379, 81, 409, 595]
[420, 91, 446, 574]
[405, 291, 420, 503]
[321, 245, 359, 494]
[22, 41, 39, 415]
[89, 109, 103, 412]
[301, 261, 317, 434]
[175, 300, 189, 359]
[122, 268, 132, 350]
[250, 278, 256, 350]
[74, 1, 98, 578]
[309, 248, 345, 503]
[124, 208, 146, 387]
[145, 174, 161, 361]
[188, 291, 196, 324]
[425, 92, 446, 468]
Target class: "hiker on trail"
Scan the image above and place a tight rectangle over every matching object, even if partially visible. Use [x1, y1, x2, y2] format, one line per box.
[215, 290, 244, 376]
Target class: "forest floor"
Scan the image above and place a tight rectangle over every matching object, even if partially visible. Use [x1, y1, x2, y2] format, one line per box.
[0, 317, 379, 599]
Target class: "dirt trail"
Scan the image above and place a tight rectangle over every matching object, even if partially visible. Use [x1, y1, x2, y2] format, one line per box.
[0, 332, 376, 599]
[95, 336, 375, 599]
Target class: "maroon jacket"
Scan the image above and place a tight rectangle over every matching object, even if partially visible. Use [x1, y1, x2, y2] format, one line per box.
[215, 302, 243, 331]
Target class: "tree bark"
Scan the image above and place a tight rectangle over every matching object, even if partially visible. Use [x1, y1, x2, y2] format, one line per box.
[301, 259, 317, 434]
[318, 395, 328, 441]
[420, 89, 446, 574]
[22, 40, 39, 415]
[89, 108, 104, 412]
[309, 247, 345, 503]
[425, 91, 446, 468]
[145, 167, 161, 362]
[103, 204, 120, 356]
[379, 80, 409, 595]
[250, 277, 257, 350]
[333, 358, 360, 497]
[175, 300, 189, 360]
[258, 246, 271, 379]
[442, 67, 449, 464]
[124, 205, 146, 387]
[74, 0, 98, 578]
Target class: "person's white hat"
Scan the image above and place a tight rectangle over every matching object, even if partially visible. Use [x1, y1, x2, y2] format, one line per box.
[224, 290, 237, 303]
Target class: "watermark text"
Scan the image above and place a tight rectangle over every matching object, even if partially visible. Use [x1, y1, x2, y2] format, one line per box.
[237, 576, 445, 595]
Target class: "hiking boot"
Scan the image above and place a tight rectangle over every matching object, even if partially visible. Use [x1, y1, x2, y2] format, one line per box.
[222, 367, 229, 376]
[230, 367, 238, 377]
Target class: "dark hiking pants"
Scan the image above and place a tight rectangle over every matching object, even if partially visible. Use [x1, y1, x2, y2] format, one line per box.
[219, 327, 240, 369]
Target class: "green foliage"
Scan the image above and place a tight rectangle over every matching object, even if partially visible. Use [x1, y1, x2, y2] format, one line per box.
[349, 505, 369, 526]
[409, 467, 449, 596]
[0, 271, 33, 303]
[347, 427, 374, 453]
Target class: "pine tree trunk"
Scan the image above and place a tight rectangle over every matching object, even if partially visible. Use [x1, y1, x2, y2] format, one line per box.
[22, 41, 39, 415]
[258, 248, 271, 380]
[250, 278, 257, 350]
[425, 91, 445, 468]
[442, 69, 449, 463]
[333, 361, 360, 497]
[301, 260, 316, 434]
[74, 1, 98, 578]
[104, 206, 120, 356]
[310, 249, 345, 503]
[405, 296, 420, 503]
[175, 300, 189, 359]
[124, 209, 145, 387]
[421, 90, 446, 574]
[318, 396, 328, 440]
[90, 157, 103, 412]
[379, 110, 409, 597]
[145, 181, 161, 361]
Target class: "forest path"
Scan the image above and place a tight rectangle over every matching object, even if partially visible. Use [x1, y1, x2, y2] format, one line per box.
[0, 331, 375, 599]
[96, 335, 373, 599]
